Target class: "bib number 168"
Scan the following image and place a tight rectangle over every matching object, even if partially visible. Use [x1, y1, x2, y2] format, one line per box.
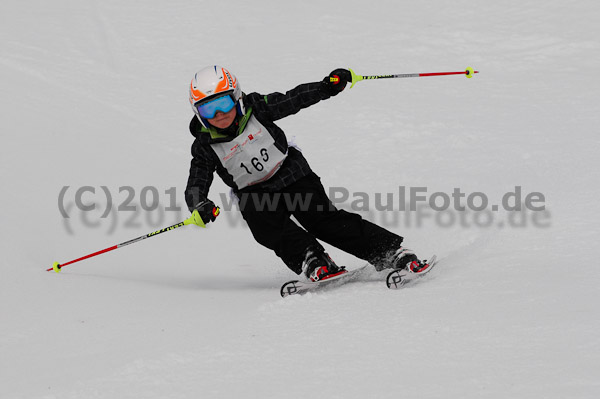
[240, 148, 269, 174]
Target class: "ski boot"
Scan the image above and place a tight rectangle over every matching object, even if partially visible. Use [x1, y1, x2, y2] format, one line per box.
[374, 247, 433, 274]
[390, 247, 433, 274]
[302, 249, 346, 282]
[384, 247, 437, 289]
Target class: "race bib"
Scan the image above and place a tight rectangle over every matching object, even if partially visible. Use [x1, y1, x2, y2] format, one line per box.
[210, 116, 287, 189]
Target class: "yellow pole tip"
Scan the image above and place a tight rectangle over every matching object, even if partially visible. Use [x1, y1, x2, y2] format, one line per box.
[53, 262, 62, 273]
[465, 67, 475, 78]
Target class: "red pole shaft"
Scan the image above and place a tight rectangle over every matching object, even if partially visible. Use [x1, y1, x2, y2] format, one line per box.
[419, 71, 476, 77]
[46, 245, 117, 271]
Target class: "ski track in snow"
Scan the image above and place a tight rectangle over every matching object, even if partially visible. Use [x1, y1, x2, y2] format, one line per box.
[1, 0, 599, 398]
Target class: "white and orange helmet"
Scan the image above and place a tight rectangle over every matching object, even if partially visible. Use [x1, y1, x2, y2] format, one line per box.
[189, 65, 245, 128]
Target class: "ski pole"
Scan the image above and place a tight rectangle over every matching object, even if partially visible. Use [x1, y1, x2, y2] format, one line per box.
[337, 67, 479, 88]
[47, 209, 210, 273]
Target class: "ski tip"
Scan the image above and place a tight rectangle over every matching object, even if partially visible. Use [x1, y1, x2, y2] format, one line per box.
[386, 270, 407, 289]
[280, 280, 300, 297]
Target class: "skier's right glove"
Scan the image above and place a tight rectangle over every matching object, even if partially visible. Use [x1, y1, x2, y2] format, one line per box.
[323, 68, 352, 96]
[193, 199, 220, 224]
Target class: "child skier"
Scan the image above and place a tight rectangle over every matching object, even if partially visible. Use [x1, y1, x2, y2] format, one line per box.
[184, 65, 432, 282]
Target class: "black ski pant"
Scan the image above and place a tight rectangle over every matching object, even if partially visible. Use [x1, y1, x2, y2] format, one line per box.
[238, 172, 403, 274]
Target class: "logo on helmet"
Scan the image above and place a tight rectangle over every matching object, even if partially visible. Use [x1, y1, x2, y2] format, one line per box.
[222, 68, 237, 90]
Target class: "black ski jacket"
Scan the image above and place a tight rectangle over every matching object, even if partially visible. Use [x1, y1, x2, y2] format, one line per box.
[185, 80, 337, 211]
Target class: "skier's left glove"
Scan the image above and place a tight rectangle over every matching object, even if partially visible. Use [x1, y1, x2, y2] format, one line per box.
[323, 68, 352, 96]
[193, 199, 220, 224]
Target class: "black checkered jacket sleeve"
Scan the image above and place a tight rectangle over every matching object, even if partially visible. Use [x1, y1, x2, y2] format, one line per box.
[248, 81, 333, 121]
[185, 144, 217, 210]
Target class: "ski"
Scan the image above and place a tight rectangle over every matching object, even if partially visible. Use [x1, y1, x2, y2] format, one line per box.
[280, 265, 369, 297]
[386, 255, 438, 289]
[280, 256, 438, 297]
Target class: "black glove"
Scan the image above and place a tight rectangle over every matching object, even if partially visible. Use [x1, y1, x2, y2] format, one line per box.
[193, 199, 220, 224]
[322, 68, 352, 96]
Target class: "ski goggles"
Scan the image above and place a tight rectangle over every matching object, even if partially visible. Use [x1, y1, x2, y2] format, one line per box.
[196, 94, 236, 119]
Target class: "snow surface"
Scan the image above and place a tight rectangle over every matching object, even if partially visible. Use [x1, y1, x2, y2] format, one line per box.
[1, 0, 599, 398]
